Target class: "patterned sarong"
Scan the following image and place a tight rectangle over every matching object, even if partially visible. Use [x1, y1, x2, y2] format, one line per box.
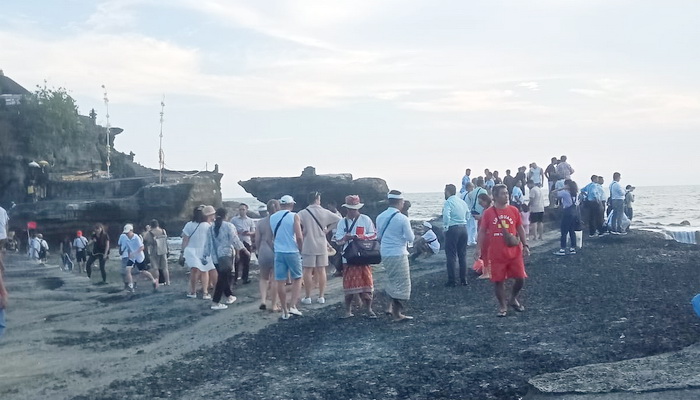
[342, 264, 373, 295]
[382, 255, 411, 300]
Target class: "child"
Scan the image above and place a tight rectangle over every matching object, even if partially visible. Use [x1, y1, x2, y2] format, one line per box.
[520, 203, 531, 238]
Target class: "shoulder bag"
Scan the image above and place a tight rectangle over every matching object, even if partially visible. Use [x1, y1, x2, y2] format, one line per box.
[304, 209, 337, 256]
[343, 211, 398, 266]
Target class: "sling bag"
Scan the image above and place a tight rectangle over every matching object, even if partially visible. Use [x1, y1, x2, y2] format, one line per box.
[304, 208, 336, 256]
[343, 211, 399, 266]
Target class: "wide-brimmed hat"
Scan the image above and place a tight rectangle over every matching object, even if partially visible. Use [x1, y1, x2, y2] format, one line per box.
[342, 195, 364, 210]
[202, 205, 216, 216]
[123, 224, 134, 233]
[280, 195, 296, 205]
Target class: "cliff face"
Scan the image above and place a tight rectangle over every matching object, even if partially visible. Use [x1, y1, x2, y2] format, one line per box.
[0, 77, 223, 242]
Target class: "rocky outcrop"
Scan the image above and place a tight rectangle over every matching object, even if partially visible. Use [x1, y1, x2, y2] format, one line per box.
[239, 166, 390, 219]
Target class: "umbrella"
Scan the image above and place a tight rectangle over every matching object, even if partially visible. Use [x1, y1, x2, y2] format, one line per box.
[28, 161, 40, 168]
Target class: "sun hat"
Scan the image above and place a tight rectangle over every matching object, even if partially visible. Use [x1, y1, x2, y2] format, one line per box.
[123, 224, 134, 233]
[279, 195, 296, 205]
[341, 195, 364, 210]
[202, 205, 216, 216]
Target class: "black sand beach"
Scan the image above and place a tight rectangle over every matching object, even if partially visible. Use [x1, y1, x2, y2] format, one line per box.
[1, 230, 699, 400]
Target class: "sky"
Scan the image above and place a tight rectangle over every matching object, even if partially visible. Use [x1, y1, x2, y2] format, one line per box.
[1, 0, 699, 197]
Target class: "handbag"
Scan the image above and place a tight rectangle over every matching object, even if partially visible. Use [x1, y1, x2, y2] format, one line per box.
[492, 207, 521, 247]
[343, 211, 399, 265]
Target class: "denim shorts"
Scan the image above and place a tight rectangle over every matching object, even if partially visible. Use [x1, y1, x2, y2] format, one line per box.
[274, 252, 302, 281]
[0, 309, 6, 338]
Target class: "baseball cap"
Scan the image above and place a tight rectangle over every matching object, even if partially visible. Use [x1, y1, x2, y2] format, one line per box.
[123, 224, 134, 233]
[280, 195, 295, 205]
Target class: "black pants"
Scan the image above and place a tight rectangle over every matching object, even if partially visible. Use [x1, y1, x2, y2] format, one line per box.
[445, 225, 468, 284]
[86, 254, 107, 282]
[234, 242, 252, 282]
[213, 256, 234, 303]
[585, 201, 603, 236]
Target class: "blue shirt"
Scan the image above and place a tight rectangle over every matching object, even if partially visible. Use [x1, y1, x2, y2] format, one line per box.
[270, 210, 299, 253]
[582, 182, 603, 201]
[511, 186, 524, 205]
[443, 195, 468, 229]
[460, 175, 471, 193]
[610, 181, 625, 200]
[377, 207, 415, 257]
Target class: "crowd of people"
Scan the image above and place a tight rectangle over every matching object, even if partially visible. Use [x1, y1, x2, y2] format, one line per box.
[0, 156, 638, 338]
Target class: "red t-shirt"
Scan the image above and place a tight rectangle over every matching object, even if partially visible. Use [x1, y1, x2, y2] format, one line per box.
[483, 205, 523, 262]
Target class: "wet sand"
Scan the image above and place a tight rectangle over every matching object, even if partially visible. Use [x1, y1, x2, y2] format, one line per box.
[1, 230, 699, 399]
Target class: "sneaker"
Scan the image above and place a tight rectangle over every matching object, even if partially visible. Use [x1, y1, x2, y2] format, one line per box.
[225, 296, 237, 305]
[317, 297, 326, 304]
[211, 303, 228, 310]
[553, 249, 566, 256]
[203, 294, 212, 300]
[186, 293, 197, 298]
[281, 312, 290, 320]
[301, 297, 312, 305]
[569, 248, 577, 255]
[127, 285, 135, 293]
[610, 231, 621, 235]
[588, 234, 596, 238]
[288, 307, 303, 316]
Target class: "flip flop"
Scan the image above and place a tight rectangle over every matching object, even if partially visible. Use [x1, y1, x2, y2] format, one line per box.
[340, 313, 355, 319]
[497, 310, 507, 317]
[367, 312, 378, 319]
[510, 303, 525, 312]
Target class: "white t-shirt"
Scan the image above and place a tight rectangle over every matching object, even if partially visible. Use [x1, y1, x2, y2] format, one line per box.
[0, 207, 8, 241]
[230, 215, 256, 245]
[118, 233, 145, 263]
[529, 186, 545, 213]
[422, 230, 440, 254]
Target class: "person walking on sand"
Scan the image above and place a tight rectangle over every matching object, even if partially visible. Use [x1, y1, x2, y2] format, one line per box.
[255, 199, 281, 311]
[85, 224, 110, 284]
[37, 234, 49, 264]
[182, 205, 217, 299]
[475, 184, 530, 317]
[334, 195, 378, 319]
[73, 231, 89, 274]
[143, 220, 170, 286]
[377, 190, 415, 322]
[527, 180, 545, 241]
[118, 224, 158, 293]
[60, 235, 74, 272]
[553, 180, 580, 255]
[270, 195, 304, 320]
[231, 203, 255, 285]
[609, 172, 626, 235]
[299, 191, 341, 306]
[442, 184, 469, 287]
[203, 208, 248, 310]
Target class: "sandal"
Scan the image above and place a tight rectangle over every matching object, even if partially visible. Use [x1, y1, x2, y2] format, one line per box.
[510, 303, 525, 312]
[340, 313, 355, 319]
[497, 310, 507, 317]
[367, 311, 378, 319]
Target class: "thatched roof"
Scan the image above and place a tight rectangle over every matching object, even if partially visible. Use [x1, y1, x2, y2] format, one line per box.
[0, 71, 31, 95]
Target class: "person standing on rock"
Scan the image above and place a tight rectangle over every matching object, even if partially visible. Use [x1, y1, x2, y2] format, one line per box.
[545, 157, 559, 194]
[299, 191, 341, 306]
[462, 182, 478, 246]
[609, 172, 626, 235]
[442, 184, 469, 287]
[528, 162, 544, 188]
[85, 223, 110, 284]
[73, 231, 88, 274]
[118, 224, 158, 293]
[377, 190, 415, 322]
[182, 206, 217, 299]
[203, 208, 248, 310]
[255, 199, 281, 311]
[527, 180, 545, 241]
[143, 220, 169, 286]
[460, 168, 472, 194]
[270, 195, 304, 320]
[475, 184, 529, 317]
[333, 195, 378, 318]
[231, 203, 256, 285]
[556, 155, 575, 181]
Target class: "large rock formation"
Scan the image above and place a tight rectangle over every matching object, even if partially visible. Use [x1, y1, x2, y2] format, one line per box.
[239, 166, 390, 219]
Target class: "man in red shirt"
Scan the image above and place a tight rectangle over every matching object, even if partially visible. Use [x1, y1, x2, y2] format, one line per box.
[475, 184, 530, 317]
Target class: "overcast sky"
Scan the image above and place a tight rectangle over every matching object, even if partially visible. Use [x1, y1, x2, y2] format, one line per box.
[2, 1, 698, 197]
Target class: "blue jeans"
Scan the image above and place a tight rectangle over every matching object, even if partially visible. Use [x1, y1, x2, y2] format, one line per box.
[560, 206, 577, 249]
[0, 309, 6, 338]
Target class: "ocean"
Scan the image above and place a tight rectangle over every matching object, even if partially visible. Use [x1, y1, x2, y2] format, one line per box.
[227, 185, 700, 244]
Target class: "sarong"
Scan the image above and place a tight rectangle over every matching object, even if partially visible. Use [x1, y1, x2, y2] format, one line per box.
[342, 264, 373, 295]
[382, 255, 411, 300]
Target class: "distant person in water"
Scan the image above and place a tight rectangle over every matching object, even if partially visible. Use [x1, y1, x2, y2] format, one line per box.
[475, 184, 529, 317]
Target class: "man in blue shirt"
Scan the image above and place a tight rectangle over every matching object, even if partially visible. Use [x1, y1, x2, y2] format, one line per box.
[609, 172, 626, 234]
[460, 168, 471, 194]
[443, 184, 469, 286]
[581, 175, 603, 237]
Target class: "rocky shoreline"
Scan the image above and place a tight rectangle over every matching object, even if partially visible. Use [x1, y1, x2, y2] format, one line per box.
[1, 230, 699, 400]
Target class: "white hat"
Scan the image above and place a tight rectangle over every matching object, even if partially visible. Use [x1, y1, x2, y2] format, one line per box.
[387, 191, 404, 200]
[423, 221, 432, 229]
[123, 224, 134, 233]
[280, 195, 296, 205]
